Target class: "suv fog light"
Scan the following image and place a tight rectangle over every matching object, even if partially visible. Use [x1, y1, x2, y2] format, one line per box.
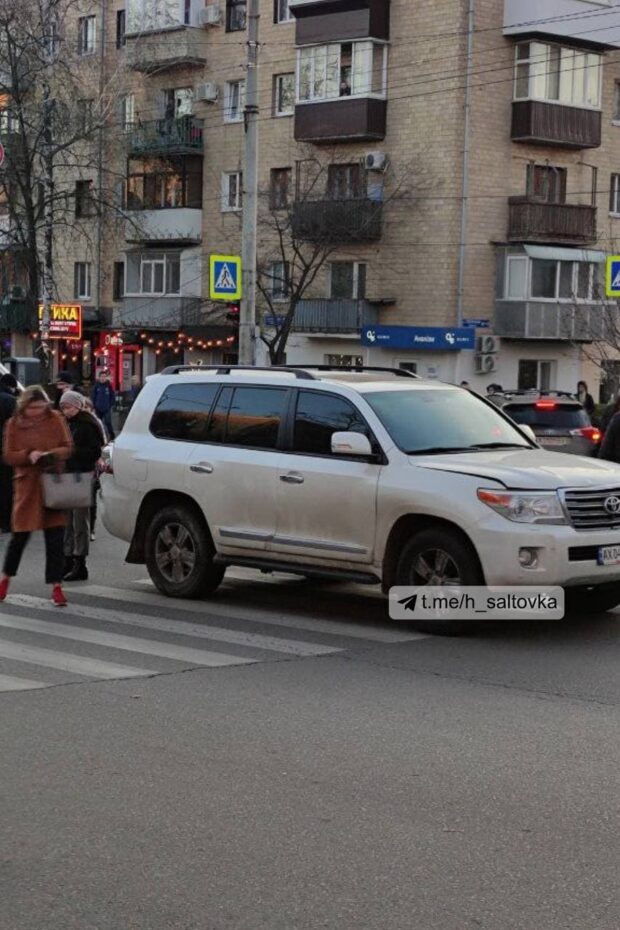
[519, 548, 539, 568]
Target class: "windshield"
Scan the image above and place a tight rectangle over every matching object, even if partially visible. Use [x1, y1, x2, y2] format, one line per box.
[365, 389, 531, 454]
[503, 404, 589, 430]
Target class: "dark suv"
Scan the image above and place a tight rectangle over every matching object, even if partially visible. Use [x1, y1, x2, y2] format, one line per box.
[488, 390, 600, 456]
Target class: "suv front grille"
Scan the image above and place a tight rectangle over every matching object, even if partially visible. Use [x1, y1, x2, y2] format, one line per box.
[563, 488, 620, 531]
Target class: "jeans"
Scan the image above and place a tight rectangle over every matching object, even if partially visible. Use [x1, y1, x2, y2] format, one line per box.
[3, 527, 65, 583]
[64, 507, 90, 558]
[99, 409, 115, 439]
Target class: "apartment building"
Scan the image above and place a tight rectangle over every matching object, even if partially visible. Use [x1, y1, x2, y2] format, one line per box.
[3, 0, 620, 398]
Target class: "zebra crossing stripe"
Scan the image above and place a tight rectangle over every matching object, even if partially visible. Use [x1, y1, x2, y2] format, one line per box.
[0, 673, 48, 691]
[0, 640, 158, 679]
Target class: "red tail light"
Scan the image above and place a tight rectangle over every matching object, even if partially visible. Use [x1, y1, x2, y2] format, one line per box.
[535, 401, 557, 409]
[570, 427, 601, 443]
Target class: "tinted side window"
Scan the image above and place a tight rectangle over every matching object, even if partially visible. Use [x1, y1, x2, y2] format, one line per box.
[293, 391, 369, 455]
[205, 386, 233, 443]
[150, 384, 219, 442]
[225, 387, 288, 450]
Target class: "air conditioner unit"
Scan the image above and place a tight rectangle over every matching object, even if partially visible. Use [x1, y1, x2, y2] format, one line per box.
[195, 81, 219, 102]
[364, 151, 388, 171]
[477, 334, 499, 354]
[199, 4, 222, 25]
[475, 354, 497, 374]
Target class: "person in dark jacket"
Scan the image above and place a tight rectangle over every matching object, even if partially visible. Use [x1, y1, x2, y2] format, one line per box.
[598, 409, 620, 463]
[59, 391, 103, 581]
[576, 380, 595, 418]
[91, 370, 115, 439]
[0, 373, 18, 532]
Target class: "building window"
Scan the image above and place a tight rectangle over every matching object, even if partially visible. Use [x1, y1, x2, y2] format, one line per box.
[614, 82, 620, 123]
[77, 16, 97, 56]
[518, 360, 555, 392]
[297, 41, 387, 103]
[504, 256, 603, 301]
[274, 73, 295, 116]
[136, 253, 180, 295]
[75, 180, 96, 218]
[113, 262, 124, 301]
[162, 87, 193, 119]
[274, 0, 292, 23]
[505, 255, 528, 299]
[611, 173, 620, 214]
[327, 164, 365, 200]
[226, 0, 246, 31]
[46, 22, 60, 60]
[270, 167, 291, 209]
[76, 99, 94, 133]
[120, 93, 135, 130]
[330, 262, 367, 299]
[116, 9, 126, 48]
[221, 171, 243, 211]
[324, 354, 364, 367]
[224, 80, 245, 122]
[267, 261, 290, 301]
[74, 262, 91, 300]
[513, 42, 601, 109]
[526, 164, 567, 203]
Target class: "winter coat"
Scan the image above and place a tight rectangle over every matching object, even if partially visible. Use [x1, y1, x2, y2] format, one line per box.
[598, 412, 620, 464]
[0, 384, 17, 531]
[578, 391, 595, 418]
[91, 381, 115, 415]
[2, 408, 72, 532]
[65, 411, 103, 474]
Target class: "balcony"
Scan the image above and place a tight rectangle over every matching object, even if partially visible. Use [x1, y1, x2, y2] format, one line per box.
[292, 299, 379, 334]
[125, 208, 202, 245]
[126, 27, 206, 73]
[115, 296, 204, 330]
[291, 0, 390, 45]
[0, 302, 36, 333]
[508, 198, 597, 245]
[511, 100, 601, 149]
[292, 199, 382, 243]
[494, 300, 616, 342]
[295, 98, 387, 143]
[127, 117, 204, 156]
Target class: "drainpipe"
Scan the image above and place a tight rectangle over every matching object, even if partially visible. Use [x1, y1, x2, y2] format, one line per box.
[455, 0, 475, 383]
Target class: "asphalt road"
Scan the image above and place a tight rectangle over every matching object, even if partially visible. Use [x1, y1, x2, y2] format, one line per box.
[1, 529, 619, 930]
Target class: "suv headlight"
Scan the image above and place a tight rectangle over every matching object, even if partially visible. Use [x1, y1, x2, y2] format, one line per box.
[477, 489, 567, 525]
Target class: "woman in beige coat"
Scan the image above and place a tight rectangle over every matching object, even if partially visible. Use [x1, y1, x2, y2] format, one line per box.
[0, 386, 73, 606]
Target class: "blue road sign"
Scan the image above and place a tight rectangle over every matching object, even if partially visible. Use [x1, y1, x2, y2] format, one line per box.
[210, 254, 242, 300]
[606, 256, 620, 297]
[360, 326, 476, 351]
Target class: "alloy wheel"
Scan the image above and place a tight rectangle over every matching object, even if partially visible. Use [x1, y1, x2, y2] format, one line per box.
[155, 523, 197, 584]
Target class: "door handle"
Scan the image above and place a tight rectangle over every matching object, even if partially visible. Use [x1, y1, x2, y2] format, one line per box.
[190, 462, 213, 474]
[280, 473, 304, 484]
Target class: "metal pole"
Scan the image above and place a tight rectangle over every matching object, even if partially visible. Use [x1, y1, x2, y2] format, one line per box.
[95, 0, 106, 325]
[239, 0, 259, 365]
[39, 3, 54, 356]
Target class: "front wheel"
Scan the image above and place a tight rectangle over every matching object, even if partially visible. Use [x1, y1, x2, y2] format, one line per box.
[395, 527, 483, 636]
[565, 583, 620, 616]
[145, 505, 225, 599]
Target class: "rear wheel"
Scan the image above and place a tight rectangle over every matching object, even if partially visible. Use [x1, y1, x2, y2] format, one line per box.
[145, 505, 224, 599]
[395, 527, 483, 635]
[565, 583, 620, 616]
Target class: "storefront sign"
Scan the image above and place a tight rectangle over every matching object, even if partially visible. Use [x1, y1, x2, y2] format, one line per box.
[38, 303, 82, 340]
[361, 325, 476, 351]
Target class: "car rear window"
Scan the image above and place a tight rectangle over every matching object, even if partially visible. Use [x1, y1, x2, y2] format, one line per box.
[503, 404, 589, 429]
[150, 383, 219, 442]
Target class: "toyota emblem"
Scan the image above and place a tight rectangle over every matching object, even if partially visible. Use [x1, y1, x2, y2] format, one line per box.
[604, 496, 620, 515]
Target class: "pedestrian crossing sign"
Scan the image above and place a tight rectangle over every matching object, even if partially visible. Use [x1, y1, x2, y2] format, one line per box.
[606, 256, 620, 297]
[210, 254, 242, 301]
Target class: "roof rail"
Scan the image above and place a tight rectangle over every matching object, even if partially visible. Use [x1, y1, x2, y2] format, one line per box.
[301, 365, 420, 379]
[159, 364, 318, 379]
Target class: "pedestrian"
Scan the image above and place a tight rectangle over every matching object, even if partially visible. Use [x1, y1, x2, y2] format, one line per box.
[83, 397, 107, 541]
[0, 386, 72, 606]
[0, 373, 18, 533]
[460, 381, 471, 390]
[576, 380, 595, 418]
[600, 394, 620, 434]
[128, 374, 142, 405]
[53, 370, 74, 409]
[59, 391, 103, 581]
[91, 369, 116, 440]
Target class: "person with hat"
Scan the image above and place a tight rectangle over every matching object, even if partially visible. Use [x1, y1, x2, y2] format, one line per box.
[59, 390, 103, 581]
[0, 373, 18, 532]
[53, 371, 74, 409]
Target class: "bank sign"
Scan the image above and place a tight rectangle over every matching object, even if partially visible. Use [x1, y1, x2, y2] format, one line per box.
[38, 304, 82, 340]
[361, 325, 476, 351]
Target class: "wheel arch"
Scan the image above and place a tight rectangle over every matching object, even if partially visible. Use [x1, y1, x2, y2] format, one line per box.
[381, 514, 485, 593]
[126, 490, 213, 564]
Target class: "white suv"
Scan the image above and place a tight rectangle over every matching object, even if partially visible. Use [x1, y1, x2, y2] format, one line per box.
[101, 365, 620, 633]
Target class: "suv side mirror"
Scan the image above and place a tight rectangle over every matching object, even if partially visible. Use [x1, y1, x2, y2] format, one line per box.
[331, 431, 373, 457]
[519, 425, 537, 444]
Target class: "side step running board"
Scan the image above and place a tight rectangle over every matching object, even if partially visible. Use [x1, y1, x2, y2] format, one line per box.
[213, 555, 380, 586]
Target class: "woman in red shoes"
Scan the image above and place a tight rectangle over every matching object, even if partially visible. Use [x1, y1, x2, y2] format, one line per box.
[0, 386, 72, 606]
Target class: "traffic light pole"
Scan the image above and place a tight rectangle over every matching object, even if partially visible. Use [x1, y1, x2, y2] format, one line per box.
[239, 0, 259, 365]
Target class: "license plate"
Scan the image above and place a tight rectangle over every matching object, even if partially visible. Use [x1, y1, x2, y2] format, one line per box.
[598, 545, 620, 566]
[540, 437, 568, 447]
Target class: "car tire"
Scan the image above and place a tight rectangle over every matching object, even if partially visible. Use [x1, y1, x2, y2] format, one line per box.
[395, 527, 483, 636]
[565, 583, 620, 616]
[145, 505, 225, 599]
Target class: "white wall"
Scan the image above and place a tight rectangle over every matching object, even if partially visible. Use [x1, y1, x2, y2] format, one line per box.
[181, 248, 202, 297]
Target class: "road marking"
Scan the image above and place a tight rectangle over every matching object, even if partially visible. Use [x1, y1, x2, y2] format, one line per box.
[0, 673, 48, 692]
[0, 614, 258, 668]
[78, 585, 423, 644]
[10, 595, 341, 657]
[0, 641, 157, 679]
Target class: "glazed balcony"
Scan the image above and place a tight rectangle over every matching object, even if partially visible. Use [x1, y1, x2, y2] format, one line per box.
[494, 300, 616, 342]
[511, 100, 601, 149]
[295, 97, 387, 143]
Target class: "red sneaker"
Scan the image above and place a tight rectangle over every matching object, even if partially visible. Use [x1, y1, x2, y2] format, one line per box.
[0, 576, 9, 601]
[52, 584, 67, 607]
